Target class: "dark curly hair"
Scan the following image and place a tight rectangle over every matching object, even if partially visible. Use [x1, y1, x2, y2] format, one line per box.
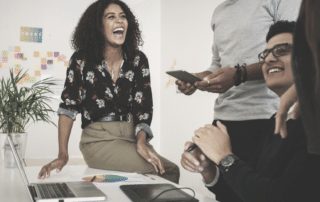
[71, 0, 143, 63]
[266, 20, 296, 42]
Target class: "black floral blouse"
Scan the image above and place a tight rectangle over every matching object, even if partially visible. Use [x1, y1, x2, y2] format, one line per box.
[57, 51, 154, 141]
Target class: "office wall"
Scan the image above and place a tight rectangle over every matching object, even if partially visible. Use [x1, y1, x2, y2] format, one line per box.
[0, 0, 161, 158]
[161, 0, 224, 198]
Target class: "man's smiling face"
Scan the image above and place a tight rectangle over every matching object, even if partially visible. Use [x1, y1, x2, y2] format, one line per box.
[262, 33, 294, 96]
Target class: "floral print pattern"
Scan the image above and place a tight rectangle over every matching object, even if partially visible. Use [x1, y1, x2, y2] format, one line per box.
[142, 68, 150, 77]
[68, 70, 74, 83]
[59, 51, 153, 131]
[105, 88, 113, 98]
[125, 70, 134, 82]
[135, 92, 143, 104]
[86, 71, 95, 84]
[96, 99, 105, 108]
[139, 113, 149, 120]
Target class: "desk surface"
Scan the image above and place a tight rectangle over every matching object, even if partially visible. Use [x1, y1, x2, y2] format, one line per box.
[0, 160, 217, 202]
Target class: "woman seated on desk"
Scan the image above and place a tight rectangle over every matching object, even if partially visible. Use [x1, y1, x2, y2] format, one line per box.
[181, 21, 320, 202]
[38, 0, 179, 183]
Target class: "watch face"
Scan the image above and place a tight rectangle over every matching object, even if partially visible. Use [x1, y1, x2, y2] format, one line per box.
[222, 155, 235, 167]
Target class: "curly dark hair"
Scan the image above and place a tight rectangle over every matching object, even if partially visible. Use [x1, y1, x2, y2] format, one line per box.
[71, 0, 143, 63]
[266, 20, 296, 42]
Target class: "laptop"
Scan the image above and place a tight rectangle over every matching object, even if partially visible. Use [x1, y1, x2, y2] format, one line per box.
[6, 134, 107, 202]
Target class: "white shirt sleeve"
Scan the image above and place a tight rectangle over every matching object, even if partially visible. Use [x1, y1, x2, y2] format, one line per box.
[273, 0, 302, 21]
[202, 165, 220, 187]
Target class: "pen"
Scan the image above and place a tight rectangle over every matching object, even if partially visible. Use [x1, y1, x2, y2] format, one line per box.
[186, 144, 198, 152]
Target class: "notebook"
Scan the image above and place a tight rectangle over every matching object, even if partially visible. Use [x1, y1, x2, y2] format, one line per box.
[6, 134, 107, 202]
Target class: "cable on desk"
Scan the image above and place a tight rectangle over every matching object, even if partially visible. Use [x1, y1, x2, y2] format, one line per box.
[149, 187, 196, 202]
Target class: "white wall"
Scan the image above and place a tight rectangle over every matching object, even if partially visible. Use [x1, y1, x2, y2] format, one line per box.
[160, 0, 224, 198]
[0, 0, 161, 158]
[1, 0, 225, 198]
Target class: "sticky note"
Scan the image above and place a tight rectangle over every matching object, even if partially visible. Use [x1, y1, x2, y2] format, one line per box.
[14, 46, 21, 52]
[60, 54, 66, 61]
[64, 61, 69, 67]
[8, 46, 14, 52]
[2, 57, 8, 63]
[8, 52, 14, 58]
[34, 51, 40, 57]
[47, 52, 53, 57]
[40, 51, 47, 58]
[14, 68, 21, 74]
[34, 64, 41, 70]
[47, 64, 54, 70]
[41, 64, 47, 70]
[2, 51, 8, 57]
[35, 70, 41, 76]
[54, 52, 59, 57]
[41, 58, 46, 64]
[23, 74, 30, 81]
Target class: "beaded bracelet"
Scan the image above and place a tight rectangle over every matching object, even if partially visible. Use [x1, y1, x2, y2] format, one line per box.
[234, 64, 242, 86]
[241, 63, 247, 83]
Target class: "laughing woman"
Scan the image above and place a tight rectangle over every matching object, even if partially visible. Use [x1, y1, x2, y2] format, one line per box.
[38, 0, 179, 183]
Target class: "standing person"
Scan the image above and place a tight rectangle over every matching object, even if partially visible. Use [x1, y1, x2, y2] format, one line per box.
[181, 20, 320, 202]
[38, 0, 179, 183]
[275, 0, 320, 155]
[176, 0, 301, 163]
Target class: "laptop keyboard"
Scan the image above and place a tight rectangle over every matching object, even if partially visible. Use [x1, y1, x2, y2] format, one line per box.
[37, 183, 76, 199]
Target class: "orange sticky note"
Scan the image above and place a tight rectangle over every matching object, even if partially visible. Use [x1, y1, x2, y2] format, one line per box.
[15, 46, 21, 52]
[17, 79, 24, 84]
[47, 52, 53, 57]
[14, 68, 21, 74]
[41, 58, 46, 64]
[64, 61, 69, 67]
[23, 74, 30, 81]
[34, 51, 40, 57]
[35, 70, 41, 76]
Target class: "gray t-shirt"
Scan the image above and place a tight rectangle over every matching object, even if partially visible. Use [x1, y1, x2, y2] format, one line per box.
[208, 0, 301, 121]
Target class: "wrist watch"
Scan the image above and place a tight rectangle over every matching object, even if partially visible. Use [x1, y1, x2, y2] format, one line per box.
[218, 154, 239, 174]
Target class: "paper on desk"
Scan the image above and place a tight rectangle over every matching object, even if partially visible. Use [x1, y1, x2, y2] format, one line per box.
[69, 173, 153, 186]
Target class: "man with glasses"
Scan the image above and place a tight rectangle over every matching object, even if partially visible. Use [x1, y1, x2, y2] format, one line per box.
[181, 20, 320, 202]
[177, 0, 302, 164]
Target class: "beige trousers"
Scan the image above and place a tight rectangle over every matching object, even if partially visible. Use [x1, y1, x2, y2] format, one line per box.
[79, 120, 180, 184]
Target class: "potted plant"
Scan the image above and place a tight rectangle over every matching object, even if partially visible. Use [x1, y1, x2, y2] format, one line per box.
[0, 68, 57, 167]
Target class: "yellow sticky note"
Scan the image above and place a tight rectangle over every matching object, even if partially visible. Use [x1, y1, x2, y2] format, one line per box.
[8, 52, 14, 58]
[15, 59, 22, 65]
[40, 51, 47, 58]
[34, 64, 41, 71]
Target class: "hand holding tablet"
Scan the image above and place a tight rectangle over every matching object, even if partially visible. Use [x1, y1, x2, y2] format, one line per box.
[166, 70, 202, 85]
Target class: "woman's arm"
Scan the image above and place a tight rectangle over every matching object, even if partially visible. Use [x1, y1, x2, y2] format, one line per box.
[38, 115, 73, 179]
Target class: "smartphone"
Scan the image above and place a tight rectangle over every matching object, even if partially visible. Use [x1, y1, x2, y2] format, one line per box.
[166, 70, 202, 84]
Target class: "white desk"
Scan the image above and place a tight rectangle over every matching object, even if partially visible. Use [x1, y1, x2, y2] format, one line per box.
[0, 160, 217, 202]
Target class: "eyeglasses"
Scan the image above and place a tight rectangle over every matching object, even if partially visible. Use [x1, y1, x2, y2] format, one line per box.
[258, 43, 293, 62]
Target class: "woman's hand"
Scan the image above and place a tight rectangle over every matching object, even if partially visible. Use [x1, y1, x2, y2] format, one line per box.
[137, 143, 165, 174]
[275, 85, 300, 138]
[181, 141, 213, 173]
[192, 121, 232, 165]
[38, 154, 69, 179]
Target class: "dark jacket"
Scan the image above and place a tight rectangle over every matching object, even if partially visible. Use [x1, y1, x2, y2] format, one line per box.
[208, 115, 320, 202]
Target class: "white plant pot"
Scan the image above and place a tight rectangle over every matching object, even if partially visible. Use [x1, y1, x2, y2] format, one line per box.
[1, 133, 28, 168]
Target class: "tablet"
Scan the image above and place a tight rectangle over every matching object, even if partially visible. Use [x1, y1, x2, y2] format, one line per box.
[120, 183, 199, 202]
[166, 70, 202, 84]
